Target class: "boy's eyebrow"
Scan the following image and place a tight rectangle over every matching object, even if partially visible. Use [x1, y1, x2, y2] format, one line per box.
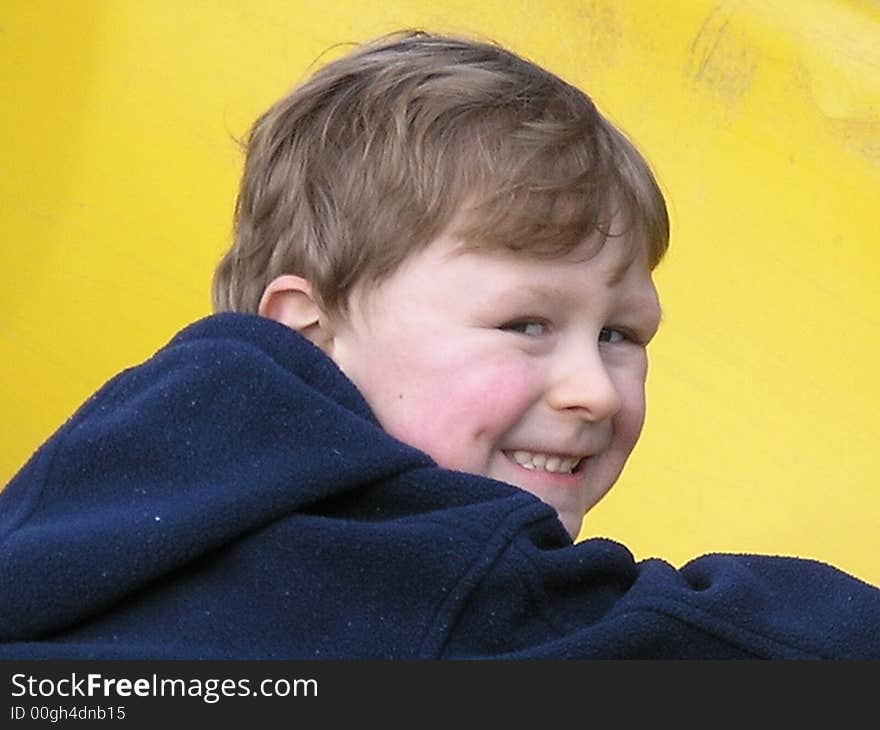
[503, 283, 663, 326]
[508, 283, 578, 306]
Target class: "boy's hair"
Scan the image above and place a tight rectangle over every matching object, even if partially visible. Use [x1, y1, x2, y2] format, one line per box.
[212, 30, 669, 316]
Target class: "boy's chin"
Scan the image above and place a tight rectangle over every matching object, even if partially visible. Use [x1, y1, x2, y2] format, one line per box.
[500, 481, 588, 540]
[556, 510, 586, 541]
[481, 458, 594, 539]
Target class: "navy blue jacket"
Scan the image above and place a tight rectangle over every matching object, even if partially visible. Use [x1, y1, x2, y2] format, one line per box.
[1, 314, 878, 658]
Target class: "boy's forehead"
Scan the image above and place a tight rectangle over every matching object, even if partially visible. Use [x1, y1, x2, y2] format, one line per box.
[348, 216, 659, 316]
[445, 222, 653, 277]
[434, 232, 657, 312]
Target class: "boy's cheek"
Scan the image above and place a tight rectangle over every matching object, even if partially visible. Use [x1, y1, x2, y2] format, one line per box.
[612, 379, 648, 455]
[456, 364, 538, 423]
[403, 350, 536, 427]
[419, 387, 529, 455]
[379, 363, 537, 472]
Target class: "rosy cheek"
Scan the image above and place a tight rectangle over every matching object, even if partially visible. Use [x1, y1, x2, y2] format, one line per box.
[458, 357, 539, 425]
[413, 388, 512, 469]
[397, 359, 537, 472]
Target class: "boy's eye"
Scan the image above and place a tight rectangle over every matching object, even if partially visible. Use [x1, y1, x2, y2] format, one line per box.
[598, 327, 626, 344]
[501, 320, 548, 337]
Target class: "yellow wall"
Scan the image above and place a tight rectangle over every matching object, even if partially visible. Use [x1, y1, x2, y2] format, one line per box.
[2, 1, 878, 585]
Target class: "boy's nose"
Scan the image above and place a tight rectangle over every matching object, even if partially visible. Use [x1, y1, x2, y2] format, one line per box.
[546, 349, 621, 423]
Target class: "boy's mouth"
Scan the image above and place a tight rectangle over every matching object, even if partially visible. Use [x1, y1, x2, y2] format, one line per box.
[506, 449, 585, 475]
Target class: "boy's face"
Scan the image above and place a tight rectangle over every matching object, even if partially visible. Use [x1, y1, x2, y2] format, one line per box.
[327, 226, 661, 538]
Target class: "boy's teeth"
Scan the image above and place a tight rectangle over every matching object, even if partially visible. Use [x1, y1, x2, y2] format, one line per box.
[512, 450, 580, 474]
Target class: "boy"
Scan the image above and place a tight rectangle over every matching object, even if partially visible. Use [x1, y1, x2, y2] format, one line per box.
[1, 31, 878, 659]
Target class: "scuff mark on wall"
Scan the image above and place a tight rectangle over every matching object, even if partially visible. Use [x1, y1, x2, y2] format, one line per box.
[572, 0, 623, 71]
[797, 51, 880, 169]
[687, 1, 757, 116]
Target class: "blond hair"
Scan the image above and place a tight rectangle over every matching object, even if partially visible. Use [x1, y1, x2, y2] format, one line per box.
[212, 30, 668, 315]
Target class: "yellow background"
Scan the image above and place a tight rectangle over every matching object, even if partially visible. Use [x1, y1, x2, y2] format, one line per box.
[2, 1, 878, 585]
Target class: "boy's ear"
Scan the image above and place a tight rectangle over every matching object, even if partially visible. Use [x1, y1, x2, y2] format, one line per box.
[258, 275, 334, 353]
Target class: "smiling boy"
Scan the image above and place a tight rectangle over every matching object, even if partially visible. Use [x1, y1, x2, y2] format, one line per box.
[217, 29, 669, 542]
[1, 31, 879, 659]
[259, 221, 660, 539]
